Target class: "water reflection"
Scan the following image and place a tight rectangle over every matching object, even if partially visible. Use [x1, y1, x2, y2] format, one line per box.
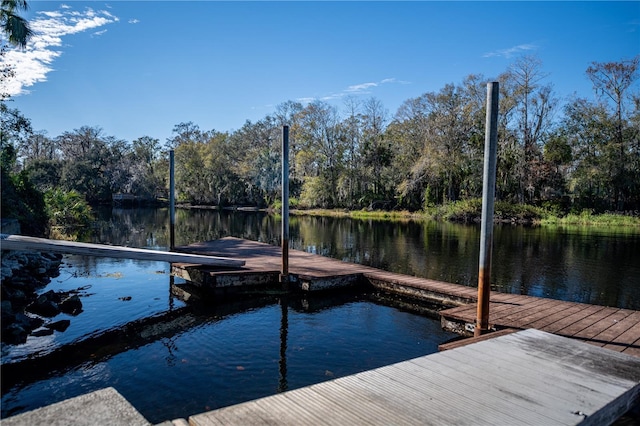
[1, 290, 453, 423]
[278, 297, 288, 393]
[89, 207, 640, 310]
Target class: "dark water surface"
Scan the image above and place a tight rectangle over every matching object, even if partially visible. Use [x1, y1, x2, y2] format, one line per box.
[98, 207, 640, 309]
[2, 207, 639, 422]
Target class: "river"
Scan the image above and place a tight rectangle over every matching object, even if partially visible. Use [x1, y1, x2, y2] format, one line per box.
[95, 207, 640, 310]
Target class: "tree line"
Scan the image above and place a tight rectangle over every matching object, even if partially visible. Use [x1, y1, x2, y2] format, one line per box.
[2, 55, 639, 224]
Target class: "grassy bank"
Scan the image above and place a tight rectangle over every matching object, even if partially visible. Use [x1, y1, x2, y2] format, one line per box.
[290, 208, 423, 221]
[540, 211, 640, 227]
[288, 199, 640, 228]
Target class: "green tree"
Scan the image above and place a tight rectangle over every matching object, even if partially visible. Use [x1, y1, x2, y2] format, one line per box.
[563, 98, 618, 211]
[45, 188, 93, 236]
[56, 126, 129, 203]
[393, 79, 484, 209]
[358, 97, 393, 207]
[0, 105, 47, 235]
[24, 158, 62, 191]
[296, 101, 346, 208]
[129, 136, 164, 199]
[585, 56, 640, 209]
[274, 100, 304, 196]
[229, 117, 281, 207]
[499, 55, 558, 203]
[171, 124, 240, 205]
[1, 0, 32, 48]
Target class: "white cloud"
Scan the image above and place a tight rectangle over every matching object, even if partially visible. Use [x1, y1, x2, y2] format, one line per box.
[0, 5, 119, 97]
[129, 19, 140, 24]
[298, 78, 404, 104]
[483, 43, 538, 59]
[346, 82, 378, 93]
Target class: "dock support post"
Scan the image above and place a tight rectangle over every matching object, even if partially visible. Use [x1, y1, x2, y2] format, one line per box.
[169, 150, 176, 250]
[280, 126, 290, 286]
[476, 82, 499, 337]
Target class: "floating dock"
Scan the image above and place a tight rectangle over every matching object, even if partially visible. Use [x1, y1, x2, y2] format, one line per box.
[173, 237, 640, 357]
[190, 329, 640, 426]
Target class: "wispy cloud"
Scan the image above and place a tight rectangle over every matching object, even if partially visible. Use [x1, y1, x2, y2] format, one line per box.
[298, 78, 408, 104]
[129, 19, 140, 24]
[483, 43, 538, 59]
[1, 5, 119, 97]
[626, 19, 640, 33]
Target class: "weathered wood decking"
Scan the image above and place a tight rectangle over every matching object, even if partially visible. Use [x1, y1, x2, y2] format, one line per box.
[440, 295, 640, 357]
[189, 329, 640, 426]
[174, 237, 640, 357]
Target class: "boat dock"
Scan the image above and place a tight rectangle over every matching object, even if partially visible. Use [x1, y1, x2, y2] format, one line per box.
[189, 329, 640, 426]
[173, 237, 640, 357]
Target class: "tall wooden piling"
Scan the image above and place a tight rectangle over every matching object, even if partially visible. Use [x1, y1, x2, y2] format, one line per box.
[475, 82, 499, 337]
[169, 150, 176, 250]
[281, 126, 290, 285]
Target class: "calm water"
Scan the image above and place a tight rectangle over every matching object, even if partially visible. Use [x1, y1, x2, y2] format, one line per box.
[97, 207, 640, 309]
[1, 291, 452, 423]
[2, 207, 639, 422]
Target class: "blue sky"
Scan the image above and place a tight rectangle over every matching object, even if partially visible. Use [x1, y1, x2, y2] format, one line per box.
[3, 1, 639, 144]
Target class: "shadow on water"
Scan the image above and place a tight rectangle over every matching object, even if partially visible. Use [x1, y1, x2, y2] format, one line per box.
[1, 289, 366, 392]
[1, 282, 454, 423]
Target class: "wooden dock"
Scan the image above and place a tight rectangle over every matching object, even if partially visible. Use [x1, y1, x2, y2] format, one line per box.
[440, 295, 640, 357]
[173, 237, 640, 357]
[189, 329, 640, 425]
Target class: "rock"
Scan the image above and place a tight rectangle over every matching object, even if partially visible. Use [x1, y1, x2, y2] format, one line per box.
[10, 288, 27, 305]
[1, 313, 44, 344]
[1, 300, 13, 315]
[1, 265, 13, 279]
[4, 323, 28, 344]
[1, 249, 65, 345]
[31, 328, 54, 337]
[45, 319, 71, 332]
[60, 295, 83, 315]
[26, 292, 61, 317]
[42, 290, 62, 303]
[15, 313, 44, 330]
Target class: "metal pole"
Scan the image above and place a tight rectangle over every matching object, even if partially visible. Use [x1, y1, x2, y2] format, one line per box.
[280, 126, 290, 286]
[169, 150, 175, 250]
[476, 81, 499, 337]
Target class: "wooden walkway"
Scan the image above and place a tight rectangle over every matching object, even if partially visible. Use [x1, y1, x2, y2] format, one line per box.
[439, 296, 640, 357]
[174, 237, 640, 357]
[189, 329, 640, 425]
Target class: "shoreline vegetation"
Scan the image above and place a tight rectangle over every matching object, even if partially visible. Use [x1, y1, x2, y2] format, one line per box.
[270, 199, 640, 228]
[175, 198, 640, 229]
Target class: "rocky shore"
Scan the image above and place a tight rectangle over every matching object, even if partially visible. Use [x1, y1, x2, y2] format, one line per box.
[1, 250, 83, 345]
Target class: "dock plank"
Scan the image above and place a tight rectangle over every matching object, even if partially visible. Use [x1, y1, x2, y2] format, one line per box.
[572, 309, 631, 340]
[524, 302, 590, 330]
[190, 329, 640, 426]
[541, 304, 610, 333]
